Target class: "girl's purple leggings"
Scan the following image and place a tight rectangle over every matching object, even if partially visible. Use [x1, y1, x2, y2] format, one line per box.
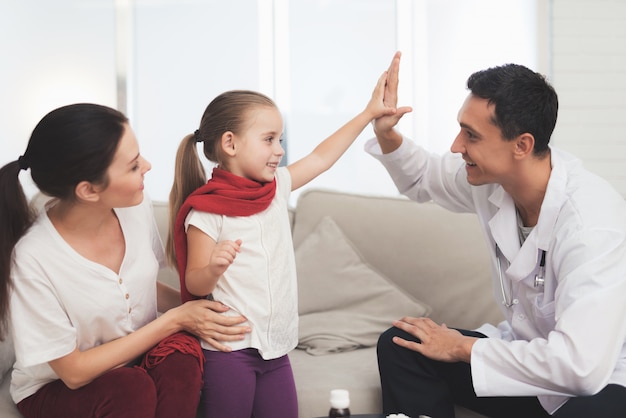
[17, 352, 202, 418]
[200, 348, 298, 418]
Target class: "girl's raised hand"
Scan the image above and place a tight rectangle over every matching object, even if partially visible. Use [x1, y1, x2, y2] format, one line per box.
[208, 239, 242, 278]
[365, 69, 398, 121]
[373, 51, 413, 138]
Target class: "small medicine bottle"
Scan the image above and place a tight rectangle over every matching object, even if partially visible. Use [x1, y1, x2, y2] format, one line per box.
[328, 389, 350, 417]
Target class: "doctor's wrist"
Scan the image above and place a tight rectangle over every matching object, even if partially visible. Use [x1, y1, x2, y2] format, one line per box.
[456, 336, 478, 363]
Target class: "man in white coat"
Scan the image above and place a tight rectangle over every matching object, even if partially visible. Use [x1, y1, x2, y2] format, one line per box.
[370, 54, 626, 417]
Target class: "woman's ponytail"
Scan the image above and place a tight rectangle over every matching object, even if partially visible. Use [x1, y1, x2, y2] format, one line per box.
[0, 160, 35, 339]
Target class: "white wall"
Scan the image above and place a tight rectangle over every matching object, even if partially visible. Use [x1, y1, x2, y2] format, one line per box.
[550, 0, 626, 197]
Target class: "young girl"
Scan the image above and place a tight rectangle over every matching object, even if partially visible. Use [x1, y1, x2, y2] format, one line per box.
[167, 53, 400, 418]
[0, 103, 250, 418]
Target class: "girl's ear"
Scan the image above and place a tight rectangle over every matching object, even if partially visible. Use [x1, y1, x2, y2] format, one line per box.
[74, 180, 101, 203]
[221, 131, 237, 157]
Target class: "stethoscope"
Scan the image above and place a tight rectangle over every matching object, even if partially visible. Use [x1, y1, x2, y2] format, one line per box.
[535, 250, 547, 288]
[496, 245, 547, 308]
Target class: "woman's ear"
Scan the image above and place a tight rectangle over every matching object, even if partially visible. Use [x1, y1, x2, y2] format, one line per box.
[514, 133, 535, 159]
[74, 181, 101, 203]
[221, 131, 237, 157]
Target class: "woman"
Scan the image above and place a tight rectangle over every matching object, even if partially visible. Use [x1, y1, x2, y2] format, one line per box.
[0, 103, 250, 418]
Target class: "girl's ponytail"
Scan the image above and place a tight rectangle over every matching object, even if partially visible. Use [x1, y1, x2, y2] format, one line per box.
[166, 133, 207, 269]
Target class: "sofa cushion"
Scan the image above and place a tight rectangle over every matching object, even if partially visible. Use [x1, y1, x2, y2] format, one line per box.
[292, 189, 503, 330]
[296, 216, 431, 355]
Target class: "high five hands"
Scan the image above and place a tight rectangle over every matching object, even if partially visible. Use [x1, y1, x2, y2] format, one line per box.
[373, 51, 413, 142]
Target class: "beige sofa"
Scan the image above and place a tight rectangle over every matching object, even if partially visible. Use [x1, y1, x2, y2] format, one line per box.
[0, 188, 503, 418]
[283, 189, 502, 418]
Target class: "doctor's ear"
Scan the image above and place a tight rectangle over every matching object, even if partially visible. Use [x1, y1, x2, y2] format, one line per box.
[221, 131, 237, 157]
[513, 133, 535, 159]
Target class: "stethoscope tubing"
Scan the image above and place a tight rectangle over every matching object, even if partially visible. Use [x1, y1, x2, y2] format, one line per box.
[496, 245, 547, 308]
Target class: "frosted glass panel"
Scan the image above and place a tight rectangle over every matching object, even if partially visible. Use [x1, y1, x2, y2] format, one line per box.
[285, 0, 538, 203]
[0, 0, 117, 196]
[286, 0, 398, 202]
[133, 0, 261, 201]
[423, 0, 538, 155]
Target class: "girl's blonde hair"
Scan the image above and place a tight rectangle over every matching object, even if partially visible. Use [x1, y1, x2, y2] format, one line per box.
[166, 90, 277, 268]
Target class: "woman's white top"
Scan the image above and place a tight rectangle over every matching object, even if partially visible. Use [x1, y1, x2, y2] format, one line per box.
[9, 197, 164, 404]
[184, 167, 297, 360]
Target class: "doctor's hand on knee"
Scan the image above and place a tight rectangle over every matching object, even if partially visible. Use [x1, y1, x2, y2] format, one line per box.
[392, 316, 477, 363]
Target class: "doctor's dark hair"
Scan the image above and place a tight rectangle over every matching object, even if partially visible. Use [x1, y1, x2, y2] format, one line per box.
[466, 64, 558, 157]
[0, 103, 127, 339]
[166, 90, 277, 268]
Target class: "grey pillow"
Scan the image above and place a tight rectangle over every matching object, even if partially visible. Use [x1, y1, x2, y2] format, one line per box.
[296, 216, 431, 355]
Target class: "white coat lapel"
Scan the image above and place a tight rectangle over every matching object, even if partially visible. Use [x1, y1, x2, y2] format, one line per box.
[488, 187, 519, 261]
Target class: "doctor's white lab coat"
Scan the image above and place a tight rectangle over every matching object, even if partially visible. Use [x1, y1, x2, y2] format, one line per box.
[366, 137, 626, 414]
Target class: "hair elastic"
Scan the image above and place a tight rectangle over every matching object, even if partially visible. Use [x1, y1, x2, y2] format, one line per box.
[17, 155, 29, 171]
[194, 129, 203, 143]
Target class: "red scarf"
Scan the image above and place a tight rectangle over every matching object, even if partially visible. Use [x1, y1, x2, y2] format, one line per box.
[174, 167, 277, 303]
[140, 331, 204, 373]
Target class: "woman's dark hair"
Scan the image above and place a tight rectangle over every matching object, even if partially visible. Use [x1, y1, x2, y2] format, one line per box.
[466, 64, 559, 157]
[0, 103, 128, 339]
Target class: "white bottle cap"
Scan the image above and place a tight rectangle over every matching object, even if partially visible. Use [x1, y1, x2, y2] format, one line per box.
[329, 389, 350, 409]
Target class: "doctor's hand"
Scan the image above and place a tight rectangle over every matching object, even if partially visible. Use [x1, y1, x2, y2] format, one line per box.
[372, 51, 412, 150]
[391, 317, 477, 363]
